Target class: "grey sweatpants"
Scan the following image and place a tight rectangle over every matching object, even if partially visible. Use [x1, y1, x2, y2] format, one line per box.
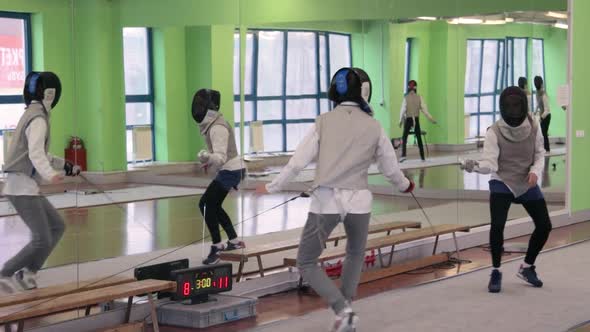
[1, 196, 65, 276]
[296, 212, 370, 314]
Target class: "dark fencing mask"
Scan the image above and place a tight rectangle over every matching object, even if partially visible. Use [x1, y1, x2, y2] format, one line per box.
[24, 71, 62, 111]
[500, 86, 528, 127]
[534, 76, 544, 91]
[518, 77, 528, 90]
[192, 89, 220, 123]
[407, 80, 417, 93]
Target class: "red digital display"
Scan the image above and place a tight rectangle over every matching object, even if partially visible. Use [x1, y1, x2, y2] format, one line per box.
[172, 263, 232, 300]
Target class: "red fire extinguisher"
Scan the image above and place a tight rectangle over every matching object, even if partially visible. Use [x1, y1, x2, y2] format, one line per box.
[65, 136, 87, 171]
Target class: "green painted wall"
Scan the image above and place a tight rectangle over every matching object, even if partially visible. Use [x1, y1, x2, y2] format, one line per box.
[116, 0, 565, 27]
[72, 0, 127, 171]
[571, 0, 589, 212]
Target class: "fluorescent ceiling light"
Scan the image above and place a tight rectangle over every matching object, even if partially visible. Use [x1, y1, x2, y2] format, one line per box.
[554, 22, 568, 29]
[505, 17, 514, 23]
[484, 20, 506, 25]
[546, 11, 568, 19]
[448, 17, 483, 25]
[417, 16, 437, 21]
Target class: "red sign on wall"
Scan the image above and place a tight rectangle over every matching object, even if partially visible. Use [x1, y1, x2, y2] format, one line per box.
[0, 35, 25, 90]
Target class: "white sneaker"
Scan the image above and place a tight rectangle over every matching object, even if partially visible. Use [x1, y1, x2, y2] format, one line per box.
[17, 268, 38, 290]
[0, 275, 24, 294]
[330, 307, 359, 332]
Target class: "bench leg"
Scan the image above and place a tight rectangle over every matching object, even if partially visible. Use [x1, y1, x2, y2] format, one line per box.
[236, 260, 245, 282]
[452, 232, 461, 261]
[377, 248, 385, 267]
[334, 239, 339, 247]
[256, 255, 265, 278]
[4, 322, 12, 332]
[124, 296, 133, 324]
[16, 322, 23, 332]
[432, 235, 440, 255]
[387, 245, 396, 267]
[148, 292, 160, 332]
[85, 305, 92, 316]
[387, 230, 392, 236]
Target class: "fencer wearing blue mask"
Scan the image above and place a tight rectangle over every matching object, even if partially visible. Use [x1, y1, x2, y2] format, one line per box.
[255, 67, 414, 332]
[1, 71, 80, 294]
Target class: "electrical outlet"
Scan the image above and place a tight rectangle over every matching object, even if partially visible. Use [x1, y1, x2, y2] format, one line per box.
[576, 130, 585, 138]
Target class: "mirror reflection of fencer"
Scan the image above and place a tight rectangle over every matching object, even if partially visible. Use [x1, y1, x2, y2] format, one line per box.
[399, 80, 437, 162]
[192, 89, 247, 265]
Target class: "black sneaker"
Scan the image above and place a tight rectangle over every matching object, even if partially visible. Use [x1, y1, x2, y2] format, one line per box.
[517, 265, 543, 287]
[225, 240, 245, 251]
[202, 246, 222, 265]
[488, 269, 502, 293]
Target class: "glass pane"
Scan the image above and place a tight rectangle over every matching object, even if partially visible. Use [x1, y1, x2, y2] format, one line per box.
[506, 39, 514, 86]
[464, 40, 481, 94]
[125, 102, 152, 126]
[480, 96, 494, 114]
[122, 28, 150, 95]
[0, 103, 25, 130]
[319, 35, 328, 92]
[234, 100, 254, 123]
[328, 34, 351, 78]
[496, 41, 505, 91]
[513, 38, 527, 86]
[479, 115, 494, 137]
[235, 126, 251, 155]
[126, 129, 133, 161]
[257, 100, 282, 121]
[481, 40, 498, 93]
[233, 33, 254, 96]
[286, 98, 317, 120]
[532, 39, 545, 80]
[464, 97, 478, 115]
[469, 116, 478, 138]
[320, 98, 330, 114]
[263, 124, 283, 152]
[257, 31, 284, 97]
[287, 122, 314, 151]
[0, 17, 26, 96]
[286, 32, 317, 95]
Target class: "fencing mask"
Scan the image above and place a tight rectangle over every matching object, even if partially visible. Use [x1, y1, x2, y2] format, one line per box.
[518, 77, 528, 90]
[534, 76, 544, 91]
[407, 80, 417, 93]
[499, 86, 528, 127]
[192, 89, 221, 123]
[24, 71, 62, 111]
[328, 67, 372, 114]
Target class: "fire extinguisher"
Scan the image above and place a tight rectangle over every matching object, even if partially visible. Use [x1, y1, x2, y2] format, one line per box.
[65, 136, 87, 171]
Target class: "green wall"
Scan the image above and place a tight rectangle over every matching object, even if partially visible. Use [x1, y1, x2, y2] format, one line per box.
[571, 0, 589, 212]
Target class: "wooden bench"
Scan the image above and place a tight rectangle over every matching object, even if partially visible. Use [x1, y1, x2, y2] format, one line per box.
[0, 279, 175, 332]
[220, 221, 421, 281]
[284, 224, 470, 269]
[0, 276, 135, 308]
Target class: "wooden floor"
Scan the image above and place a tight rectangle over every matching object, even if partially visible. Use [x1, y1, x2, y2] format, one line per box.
[145, 220, 590, 332]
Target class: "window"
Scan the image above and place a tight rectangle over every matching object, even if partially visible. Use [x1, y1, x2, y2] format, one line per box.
[404, 38, 413, 93]
[464, 39, 505, 138]
[123, 27, 154, 163]
[0, 12, 31, 166]
[234, 29, 352, 153]
[464, 37, 545, 139]
[531, 38, 545, 111]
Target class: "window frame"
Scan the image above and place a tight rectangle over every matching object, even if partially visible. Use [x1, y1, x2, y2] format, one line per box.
[234, 28, 352, 153]
[0, 11, 33, 138]
[123, 27, 155, 163]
